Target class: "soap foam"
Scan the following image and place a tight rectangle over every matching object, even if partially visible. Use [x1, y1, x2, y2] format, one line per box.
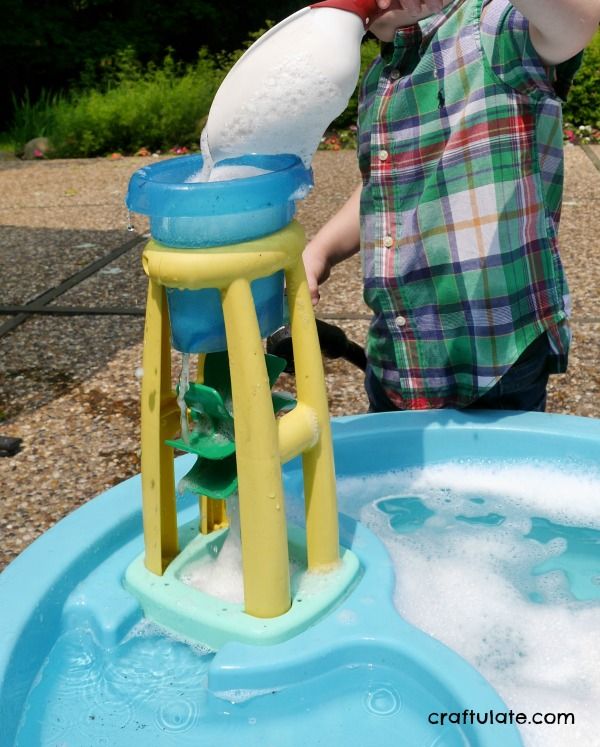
[190, 50, 345, 183]
[123, 618, 215, 656]
[186, 161, 272, 184]
[180, 496, 245, 604]
[218, 52, 345, 167]
[335, 461, 600, 747]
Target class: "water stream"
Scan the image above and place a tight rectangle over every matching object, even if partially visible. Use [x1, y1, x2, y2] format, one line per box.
[180, 495, 245, 604]
[177, 353, 191, 444]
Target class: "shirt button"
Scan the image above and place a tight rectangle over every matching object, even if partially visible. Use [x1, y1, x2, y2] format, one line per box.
[395, 315, 407, 327]
[389, 69, 400, 80]
[378, 149, 389, 161]
[383, 235, 394, 248]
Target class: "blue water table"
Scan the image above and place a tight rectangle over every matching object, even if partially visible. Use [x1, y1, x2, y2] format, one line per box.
[1, 154, 599, 746]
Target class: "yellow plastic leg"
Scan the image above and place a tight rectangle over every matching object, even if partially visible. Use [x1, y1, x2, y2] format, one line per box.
[195, 354, 229, 535]
[221, 277, 291, 618]
[195, 353, 206, 384]
[140, 279, 180, 574]
[200, 496, 228, 534]
[286, 258, 340, 571]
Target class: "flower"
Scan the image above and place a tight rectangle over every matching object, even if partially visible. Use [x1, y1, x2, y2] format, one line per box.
[562, 124, 600, 145]
[318, 128, 358, 151]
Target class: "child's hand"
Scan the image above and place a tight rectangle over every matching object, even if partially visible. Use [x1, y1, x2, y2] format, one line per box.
[375, 0, 445, 16]
[369, 0, 449, 38]
[302, 184, 362, 305]
[303, 241, 332, 306]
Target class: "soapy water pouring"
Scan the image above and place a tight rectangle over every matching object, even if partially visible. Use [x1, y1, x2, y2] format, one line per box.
[194, 0, 383, 181]
[194, 0, 451, 182]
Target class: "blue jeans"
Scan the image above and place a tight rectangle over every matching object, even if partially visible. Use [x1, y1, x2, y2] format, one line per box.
[365, 333, 551, 413]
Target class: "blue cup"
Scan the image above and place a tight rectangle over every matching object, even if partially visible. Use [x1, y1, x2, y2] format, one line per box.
[126, 153, 313, 352]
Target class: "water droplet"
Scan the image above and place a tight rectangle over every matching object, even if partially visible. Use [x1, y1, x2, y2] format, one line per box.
[156, 698, 197, 732]
[363, 684, 401, 717]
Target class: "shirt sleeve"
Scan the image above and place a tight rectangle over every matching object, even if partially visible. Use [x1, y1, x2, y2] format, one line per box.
[480, 0, 557, 98]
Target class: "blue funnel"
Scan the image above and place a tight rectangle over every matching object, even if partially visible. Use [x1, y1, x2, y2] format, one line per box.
[126, 153, 313, 352]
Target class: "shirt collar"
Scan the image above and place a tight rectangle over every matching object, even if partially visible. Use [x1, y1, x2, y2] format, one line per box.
[418, 0, 467, 42]
[382, 0, 468, 53]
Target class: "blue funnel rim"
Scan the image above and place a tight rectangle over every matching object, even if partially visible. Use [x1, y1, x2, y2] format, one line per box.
[126, 153, 313, 218]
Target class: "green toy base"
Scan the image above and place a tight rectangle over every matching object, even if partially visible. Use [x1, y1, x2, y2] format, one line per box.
[124, 519, 361, 650]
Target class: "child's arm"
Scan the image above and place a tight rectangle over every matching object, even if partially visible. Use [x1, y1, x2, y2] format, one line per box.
[303, 184, 362, 305]
[509, 0, 600, 64]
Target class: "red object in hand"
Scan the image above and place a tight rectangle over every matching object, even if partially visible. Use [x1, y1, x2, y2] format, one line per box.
[310, 0, 384, 26]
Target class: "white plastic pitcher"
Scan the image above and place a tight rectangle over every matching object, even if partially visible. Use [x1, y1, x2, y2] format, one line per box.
[202, 0, 382, 171]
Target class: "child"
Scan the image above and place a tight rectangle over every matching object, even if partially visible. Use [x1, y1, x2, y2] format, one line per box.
[303, 0, 600, 411]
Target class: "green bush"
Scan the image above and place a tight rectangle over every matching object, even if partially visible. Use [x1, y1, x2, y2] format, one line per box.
[562, 32, 600, 128]
[51, 49, 227, 157]
[10, 47, 229, 157]
[331, 37, 381, 130]
[9, 89, 63, 150]
[9, 31, 381, 158]
[10, 26, 596, 158]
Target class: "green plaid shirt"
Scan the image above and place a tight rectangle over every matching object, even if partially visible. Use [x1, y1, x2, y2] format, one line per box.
[358, 0, 574, 409]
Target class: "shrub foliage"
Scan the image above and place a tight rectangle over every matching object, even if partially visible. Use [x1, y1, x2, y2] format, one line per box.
[7, 28, 599, 157]
[562, 32, 600, 129]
